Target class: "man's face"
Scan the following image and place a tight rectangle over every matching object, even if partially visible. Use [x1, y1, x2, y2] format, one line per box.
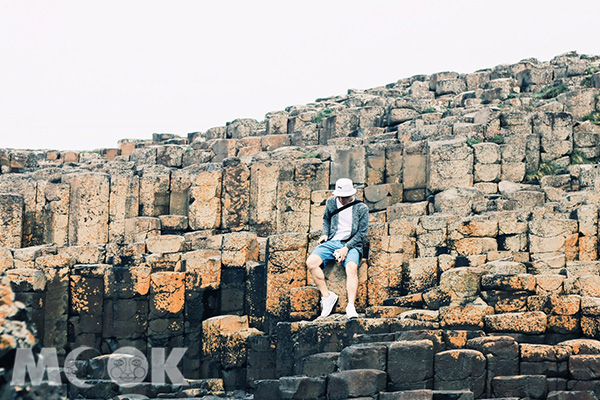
[338, 195, 353, 204]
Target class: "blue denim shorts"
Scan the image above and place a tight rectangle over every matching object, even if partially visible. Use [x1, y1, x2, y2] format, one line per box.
[311, 240, 360, 268]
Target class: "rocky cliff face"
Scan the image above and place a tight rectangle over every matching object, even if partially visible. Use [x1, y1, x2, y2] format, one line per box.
[2, 51, 600, 399]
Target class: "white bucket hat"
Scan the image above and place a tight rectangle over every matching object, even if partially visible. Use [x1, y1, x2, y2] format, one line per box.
[332, 178, 357, 197]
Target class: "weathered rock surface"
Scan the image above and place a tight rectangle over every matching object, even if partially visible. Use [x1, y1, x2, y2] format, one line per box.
[3, 52, 600, 399]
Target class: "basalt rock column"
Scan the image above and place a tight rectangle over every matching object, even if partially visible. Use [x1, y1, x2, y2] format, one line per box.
[222, 158, 250, 232]
[0, 193, 24, 249]
[63, 173, 110, 246]
[249, 161, 292, 237]
[39, 181, 70, 247]
[139, 165, 171, 217]
[69, 264, 107, 350]
[265, 233, 308, 330]
[108, 171, 140, 243]
[0, 176, 40, 247]
[183, 164, 223, 231]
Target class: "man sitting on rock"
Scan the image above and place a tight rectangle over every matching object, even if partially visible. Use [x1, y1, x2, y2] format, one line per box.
[306, 178, 369, 319]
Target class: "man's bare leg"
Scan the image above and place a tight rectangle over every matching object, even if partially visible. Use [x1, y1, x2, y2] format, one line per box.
[307, 254, 330, 297]
[345, 262, 358, 306]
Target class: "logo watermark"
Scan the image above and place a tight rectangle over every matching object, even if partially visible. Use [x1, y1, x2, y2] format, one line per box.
[11, 346, 188, 388]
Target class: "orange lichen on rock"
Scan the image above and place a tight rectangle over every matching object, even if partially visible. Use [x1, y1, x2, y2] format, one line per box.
[150, 271, 185, 316]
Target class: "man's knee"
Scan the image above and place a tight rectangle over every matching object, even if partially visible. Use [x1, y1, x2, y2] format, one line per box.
[306, 254, 322, 270]
[345, 262, 358, 275]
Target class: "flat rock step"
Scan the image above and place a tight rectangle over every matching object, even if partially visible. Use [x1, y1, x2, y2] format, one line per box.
[66, 378, 225, 399]
[379, 389, 475, 399]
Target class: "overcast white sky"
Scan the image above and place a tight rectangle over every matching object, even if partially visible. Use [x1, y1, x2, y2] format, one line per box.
[1, 1, 599, 151]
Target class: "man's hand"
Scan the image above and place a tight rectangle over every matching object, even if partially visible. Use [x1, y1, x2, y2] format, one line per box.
[317, 235, 328, 245]
[334, 246, 349, 263]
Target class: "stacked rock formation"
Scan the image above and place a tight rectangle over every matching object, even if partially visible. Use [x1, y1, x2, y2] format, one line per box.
[2, 51, 600, 399]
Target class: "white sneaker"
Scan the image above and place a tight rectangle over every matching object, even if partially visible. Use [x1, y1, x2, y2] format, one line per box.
[346, 304, 358, 319]
[320, 292, 338, 318]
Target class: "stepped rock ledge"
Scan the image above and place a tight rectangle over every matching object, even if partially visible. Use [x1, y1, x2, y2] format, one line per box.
[3, 52, 600, 399]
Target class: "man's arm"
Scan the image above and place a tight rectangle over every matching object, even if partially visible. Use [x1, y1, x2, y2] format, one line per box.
[344, 204, 369, 250]
[321, 197, 333, 238]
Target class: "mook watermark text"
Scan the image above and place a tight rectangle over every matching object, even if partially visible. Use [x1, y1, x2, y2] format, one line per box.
[11, 346, 188, 388]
